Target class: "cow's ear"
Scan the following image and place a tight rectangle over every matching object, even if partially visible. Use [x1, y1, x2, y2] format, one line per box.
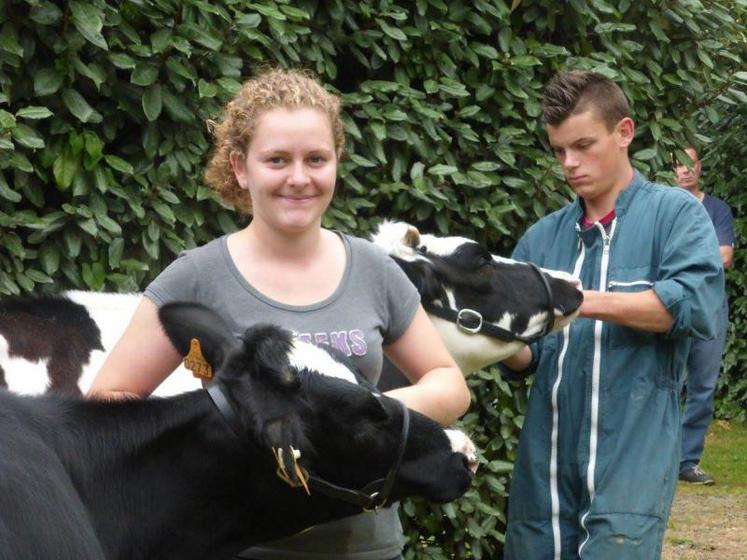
[404, 225, 420, 248]
[158, 302, 239, 369]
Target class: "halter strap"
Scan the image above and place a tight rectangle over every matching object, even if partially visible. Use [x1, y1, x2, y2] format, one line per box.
[424, 262, 556, 344]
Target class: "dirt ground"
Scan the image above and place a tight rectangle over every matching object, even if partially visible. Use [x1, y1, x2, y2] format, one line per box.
[663, 488, 747, 560]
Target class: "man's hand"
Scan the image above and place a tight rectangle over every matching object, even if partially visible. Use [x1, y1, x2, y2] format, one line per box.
[501, 345, 532, 373]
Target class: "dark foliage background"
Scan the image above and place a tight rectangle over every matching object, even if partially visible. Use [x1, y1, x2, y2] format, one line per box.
[0, 1, 744, 557]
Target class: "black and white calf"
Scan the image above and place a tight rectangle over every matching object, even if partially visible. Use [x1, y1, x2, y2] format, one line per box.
[372, 221, 583, 377]
[0, 302, 476, 560]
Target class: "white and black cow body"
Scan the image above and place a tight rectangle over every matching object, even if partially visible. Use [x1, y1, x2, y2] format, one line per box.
[0, 302, 475, 560]
[372, 221, 583, 385]
[0, 291, 198, 397]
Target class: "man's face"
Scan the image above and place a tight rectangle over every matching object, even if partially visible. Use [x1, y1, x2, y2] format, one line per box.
[674, 147, 701, 191]
[546, 109, 633, 204]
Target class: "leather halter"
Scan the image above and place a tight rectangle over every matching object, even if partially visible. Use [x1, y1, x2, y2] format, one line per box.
[206, 382, 410, 511]
[423, 262, 557, 345]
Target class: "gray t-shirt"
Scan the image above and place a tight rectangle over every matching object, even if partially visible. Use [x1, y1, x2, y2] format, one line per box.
[145, 232, 420, 560]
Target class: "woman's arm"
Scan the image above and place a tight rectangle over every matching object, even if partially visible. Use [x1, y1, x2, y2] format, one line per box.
[384, 306, 471, 426]
[87, 297, 183, 400]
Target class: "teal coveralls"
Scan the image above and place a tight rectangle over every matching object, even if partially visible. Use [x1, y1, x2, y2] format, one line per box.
[504, 173, 724, 560]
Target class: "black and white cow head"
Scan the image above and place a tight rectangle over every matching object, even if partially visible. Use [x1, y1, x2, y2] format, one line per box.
[372, 221, 584, 374]
[158, 302, 476, 507]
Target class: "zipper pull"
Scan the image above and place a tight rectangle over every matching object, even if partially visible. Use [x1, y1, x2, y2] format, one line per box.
[602, 232, 611, 254]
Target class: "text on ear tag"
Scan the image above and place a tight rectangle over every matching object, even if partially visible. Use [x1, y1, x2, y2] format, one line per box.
[184, 338, 213, 380]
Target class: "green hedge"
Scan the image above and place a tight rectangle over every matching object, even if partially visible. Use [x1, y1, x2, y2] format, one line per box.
[706, 98, 747, 424]
[1, 1, 745, 557]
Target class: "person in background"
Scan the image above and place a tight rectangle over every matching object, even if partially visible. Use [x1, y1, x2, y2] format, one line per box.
[674, 144, 734, 485]
[501, 70, 724, 559]
[88, 67, 470, 560]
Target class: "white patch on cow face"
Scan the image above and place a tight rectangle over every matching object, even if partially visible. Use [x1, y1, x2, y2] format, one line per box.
[445, 429, 478, 473]
[417, 233, 474, 257]
[444, 288, 457, 310]
[288, 340, 358, 384]
[541, 268, 582, 289]
[491, 254, 523, 266]
[521, 311, 552, 339]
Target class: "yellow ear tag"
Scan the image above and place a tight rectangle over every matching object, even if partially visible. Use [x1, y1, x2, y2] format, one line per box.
[183, 338, 213, 380]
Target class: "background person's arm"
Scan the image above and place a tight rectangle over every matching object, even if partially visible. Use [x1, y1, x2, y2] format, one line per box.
[720, 245, 734, 270]
[87, 297, 183, 400]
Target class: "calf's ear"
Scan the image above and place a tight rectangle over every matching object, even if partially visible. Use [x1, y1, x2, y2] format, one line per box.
[158, 302, 239, 369]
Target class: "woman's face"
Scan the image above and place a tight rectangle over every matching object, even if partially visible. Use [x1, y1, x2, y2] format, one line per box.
[230, 107, 338, 235]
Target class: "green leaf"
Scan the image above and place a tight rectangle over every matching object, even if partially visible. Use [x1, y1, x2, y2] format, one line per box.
[16, 106, 54, 120]
[97, 214, 122, 234]
[109, 53, 137, 69]
[11, 124, 45, 149]
[0, 110, 16, 129]
[131, 63, 159, 86]
[236, 14, 262, 28]
[25, 269, 53, 284]
[70, 1, 108, 50]
[39, 244, 60, 275]
[83, 131, 104, 159]
[428, 164, 458, 176]
[108, 238, 124, 268]
[162, 90, 193, 123]
[0, 174, 21, 202]
[62, 89, 102, 123]
[198, 79, 218, 98]
[633, 148, 658, 160]
[105, 154, 134, 174]
[33, 69, 64, 96]
[0, 29, 23, 57]
[29, 2, 64, 25]
[3, 233, 25, 257]
[510, 55, 541, 67]
[53, 148, 80, 190]
[378, 19, 407, 41]
[142, 85, 163, 121]
[78, 217, 98, 236]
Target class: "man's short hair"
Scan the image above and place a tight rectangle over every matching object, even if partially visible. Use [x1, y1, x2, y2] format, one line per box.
[542, 70, 631, 131]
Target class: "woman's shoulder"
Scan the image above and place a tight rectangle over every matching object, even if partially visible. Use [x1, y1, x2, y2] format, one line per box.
[176, 235, 228, 264]
[339, 231, 392, 262]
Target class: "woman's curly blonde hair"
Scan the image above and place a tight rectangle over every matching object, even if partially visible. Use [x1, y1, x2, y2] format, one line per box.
[204, 67, 345, 214]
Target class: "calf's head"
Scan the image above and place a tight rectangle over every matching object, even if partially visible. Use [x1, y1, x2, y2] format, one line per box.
[372, 221, 584, 372]
[158, 302, 475, 507]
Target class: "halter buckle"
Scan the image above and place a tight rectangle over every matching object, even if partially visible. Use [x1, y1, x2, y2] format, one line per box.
[456, 308, 483, 334]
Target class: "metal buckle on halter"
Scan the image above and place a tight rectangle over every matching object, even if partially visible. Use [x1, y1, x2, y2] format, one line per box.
[456, 308, 483, 334]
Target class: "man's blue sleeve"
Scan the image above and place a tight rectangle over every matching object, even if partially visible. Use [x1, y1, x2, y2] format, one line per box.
[712, 199, 735, 247]
[653, 196, 725, 340]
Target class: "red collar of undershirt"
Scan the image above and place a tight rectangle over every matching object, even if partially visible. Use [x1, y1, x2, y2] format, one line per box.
[581, 208, 615, 229]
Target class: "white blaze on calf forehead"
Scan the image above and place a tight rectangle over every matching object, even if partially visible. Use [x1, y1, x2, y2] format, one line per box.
[418, 234, 475, 257]
[491, 254, 524, 266]
[288, 340, 358, 384]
